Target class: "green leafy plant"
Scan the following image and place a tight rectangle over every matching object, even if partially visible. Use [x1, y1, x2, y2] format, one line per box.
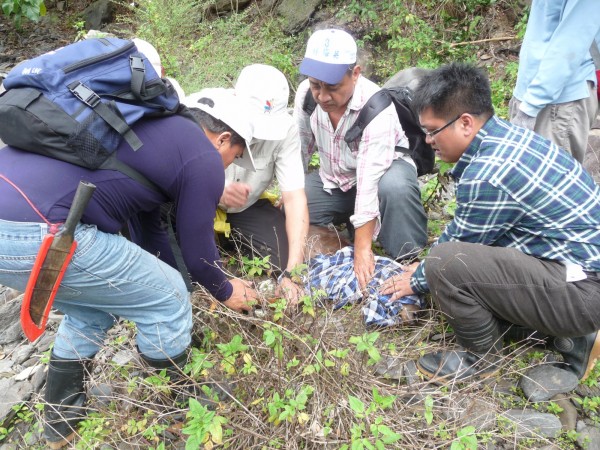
[182, 398, 227, 450]
[349, 331, 381, 366]
[241, 254, 271, 278]
[2, 0, 45, 27]
[451, 425, 478, 450]
[267, 385, 314, 426]
[216, 334, 248, 375]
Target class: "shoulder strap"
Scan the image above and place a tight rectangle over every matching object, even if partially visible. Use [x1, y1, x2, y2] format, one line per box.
[161, 202, 194, 293]
[344, 90, 392, 144]
[302, 89, 317, 116]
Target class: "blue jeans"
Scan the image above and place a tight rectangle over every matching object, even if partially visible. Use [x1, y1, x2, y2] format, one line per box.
[0, 219, 191, 360]
[305, 159, 428, 259]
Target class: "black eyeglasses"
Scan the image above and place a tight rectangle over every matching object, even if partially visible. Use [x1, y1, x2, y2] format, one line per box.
[421, 114, 461, 139]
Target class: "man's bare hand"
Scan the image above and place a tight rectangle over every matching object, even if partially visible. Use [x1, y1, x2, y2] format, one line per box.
[223, 278, 258, 312]
[220, 183, 252, 208]
[354, 246, 375, 290]
[379, 261, 419, 301]
[275, 276, 305, 306]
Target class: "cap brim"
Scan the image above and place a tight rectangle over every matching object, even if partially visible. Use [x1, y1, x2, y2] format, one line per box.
[233, 141, 256, 172]
[252, 112, 293, 140]
[299, 58, 350, 84]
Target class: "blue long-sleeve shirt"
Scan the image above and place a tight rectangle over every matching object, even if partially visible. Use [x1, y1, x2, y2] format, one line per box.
[513, 0, 600, 117]
[0, 115, 233, 300]
[410, 115, 600, 293]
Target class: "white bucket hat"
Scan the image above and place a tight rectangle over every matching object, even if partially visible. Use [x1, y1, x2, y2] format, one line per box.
[183, 88, 256, 171]
[235, 64, 292, 140]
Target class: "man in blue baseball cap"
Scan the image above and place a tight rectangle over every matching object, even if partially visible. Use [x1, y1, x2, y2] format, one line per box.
[294, 28, 428, 290]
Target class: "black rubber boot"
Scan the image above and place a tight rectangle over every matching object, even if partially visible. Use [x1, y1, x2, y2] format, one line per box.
[140, 349, 232, 408]
[43, 354, 90, 449]
[417, 317, 503, 383]
[499, 321, 548, 346]
[548, 331, 600, 380]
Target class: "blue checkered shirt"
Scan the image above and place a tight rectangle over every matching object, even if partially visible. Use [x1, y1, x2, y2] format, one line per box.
[411, 115, 600, 293]
[308, 246, 423, 327]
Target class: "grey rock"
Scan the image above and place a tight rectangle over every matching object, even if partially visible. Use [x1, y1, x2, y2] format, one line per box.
[111, 349, 136, 367]
[0, 288, 21, 303]
[0, 377, 33, 422]
[403, 360, 421, 385]
[577, 421, 600, 450]
[0, 444, 19, 450]
[550, 393, 578, 431]
[502, 409, 562, 438]
[12, 345, 34, 365]
[30, 364, 46, 392]
[519, 365, 579, 402]
[34, 331, 55, 353]
[0, 298, 23, 344]
[454, 397, 497, 432]
[0, 359, 14, 378]
[373, 356, 403, 380]
[82, 0, 114, 31]
[276, 0, 323, 34]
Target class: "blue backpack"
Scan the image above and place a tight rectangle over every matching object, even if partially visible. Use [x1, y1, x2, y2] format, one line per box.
[0, 37, 181, 190]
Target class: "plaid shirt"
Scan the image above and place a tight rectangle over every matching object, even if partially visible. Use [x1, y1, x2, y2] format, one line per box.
[411, 115, 600, 293]
[308, 246, 423, 327]
[294, 76, 410, 232]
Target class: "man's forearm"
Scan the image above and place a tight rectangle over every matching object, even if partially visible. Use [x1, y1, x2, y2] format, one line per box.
[354, 218, 377, 252]
[282, 189, 309, 270]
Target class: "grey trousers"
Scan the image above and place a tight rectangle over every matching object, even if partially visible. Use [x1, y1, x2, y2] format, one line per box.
[425, 241, 600, 338]
[509, 82, 599, 164]
[305, 159, 428, 260]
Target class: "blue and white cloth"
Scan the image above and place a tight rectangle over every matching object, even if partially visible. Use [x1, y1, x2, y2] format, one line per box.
[307, 246, 423, 327]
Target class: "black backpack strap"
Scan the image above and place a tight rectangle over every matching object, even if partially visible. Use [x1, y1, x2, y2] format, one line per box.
[68, 81, 144, 151]
[99, 154, 164, 194]
[129, 55, 147, 101]
[302, 89, 317, 116]
[344, 90, 392, 144]
[161, 202, 194, 293]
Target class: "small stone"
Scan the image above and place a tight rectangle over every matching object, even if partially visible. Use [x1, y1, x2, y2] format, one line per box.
[0, 359, 14, 378]
[111, 349, 136, 366]
[403, 360, 421, 385]
[550, 393, 578, 431]
[502, 409, 562, 438]
[12, 345, 34, 365]
[577, 421, 600, 450]
[519, 365, 579, 402]
[373, 356, 403, 380]
[458, 398, 496, 432]
[14, 365, 37, 381]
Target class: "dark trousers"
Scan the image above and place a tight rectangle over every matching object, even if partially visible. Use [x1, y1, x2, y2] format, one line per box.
[305, 159, 428, 260]
[425, 241, 600, 338]
[223, 199, 288, 272]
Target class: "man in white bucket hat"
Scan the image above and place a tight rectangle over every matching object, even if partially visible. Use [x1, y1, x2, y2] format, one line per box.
[218, 64, 308, 304]
[294, 28, 427, 290]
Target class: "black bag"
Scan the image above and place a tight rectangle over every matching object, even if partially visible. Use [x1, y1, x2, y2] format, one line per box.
[0, 37, 181, 191]
[303, 82, 435, 177]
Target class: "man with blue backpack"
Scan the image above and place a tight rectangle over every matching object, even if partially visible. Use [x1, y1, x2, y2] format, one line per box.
[0, 39, 259, 448]
[294, 28, 428, 291]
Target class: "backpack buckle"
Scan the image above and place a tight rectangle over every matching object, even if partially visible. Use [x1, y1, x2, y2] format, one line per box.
[130, 56, 145, 73]
[69, 82, 101, 108]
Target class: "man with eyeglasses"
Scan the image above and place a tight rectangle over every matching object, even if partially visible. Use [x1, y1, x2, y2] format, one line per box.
[381, 62, 600, 383]
[293, 28, 427, 290]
